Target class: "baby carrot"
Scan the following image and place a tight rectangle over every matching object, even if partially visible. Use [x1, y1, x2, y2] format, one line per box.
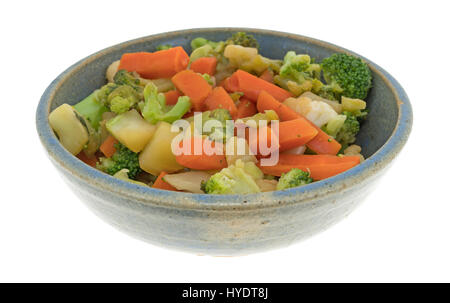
[172, 70, 212, 111]
[118, 46, 189, 79]
[175, 137, 227, 170]
[190, 57, 218, 76]
[204, 87, 238, 118]
[277, 119, 318, 152]
[227, 70, 292, 102]
[99, 135, 118, 158]
[164, 90, 183, 106]
[236, 98, 258, 119]
[258, 154, 361, 180]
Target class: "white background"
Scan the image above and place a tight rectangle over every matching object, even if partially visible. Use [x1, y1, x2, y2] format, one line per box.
[1, 0, 449, 282]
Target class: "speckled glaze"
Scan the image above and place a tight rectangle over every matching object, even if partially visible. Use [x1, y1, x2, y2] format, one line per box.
[36, 28, 412, 255]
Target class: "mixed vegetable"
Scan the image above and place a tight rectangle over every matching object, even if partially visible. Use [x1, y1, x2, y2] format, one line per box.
[49, 32, 371, 194]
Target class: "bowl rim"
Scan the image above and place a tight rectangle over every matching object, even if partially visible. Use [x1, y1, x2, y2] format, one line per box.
[36, 27, 413, 210]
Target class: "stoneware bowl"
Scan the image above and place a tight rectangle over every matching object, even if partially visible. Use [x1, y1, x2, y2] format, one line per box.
[36, 28, 412, 255]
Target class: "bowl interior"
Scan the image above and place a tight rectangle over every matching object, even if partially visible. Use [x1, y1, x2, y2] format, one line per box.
[49, 29, 398, 159]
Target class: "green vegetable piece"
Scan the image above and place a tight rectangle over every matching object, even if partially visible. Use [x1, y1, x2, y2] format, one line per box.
[141, 83, 191, 124]
[321, 53, 372, 100]
[203, 160, 261, 194]
[97, 142, 141, 179]
[156, 44, 172, 51]
[190, 37, 221, 50]
[113, 70, 143, 92]
[113, 169, 148, 186]
[226, 32, 259, 49]
[276, 168, 313, 190]
[73, 92, 109, 129]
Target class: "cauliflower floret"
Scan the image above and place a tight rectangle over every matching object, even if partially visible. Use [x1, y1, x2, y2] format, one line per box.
[283, 96, 338, 128]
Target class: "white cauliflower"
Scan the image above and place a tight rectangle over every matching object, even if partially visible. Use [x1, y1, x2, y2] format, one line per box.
[283, 96, 338, 128]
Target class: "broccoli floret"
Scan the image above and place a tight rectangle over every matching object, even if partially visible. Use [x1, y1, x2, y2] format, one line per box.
[141, 83, 191, 124]
[274, 51, 323, 96]
[156, 44, 172, 51]
[226, 32, 259, 49]
[203, 160, 261, 194]
[321, 53, 372, 100]
[94, 82, 141, 115]
[113, 70, 143, 92]
[276, 168, 313, 190]
[334, 111, 361, 149]
[97, 143, 142, 179]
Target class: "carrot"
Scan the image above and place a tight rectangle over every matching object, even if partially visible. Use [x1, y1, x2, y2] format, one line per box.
[220, 77, 232, 91]
[236, 98, 258, 119]
[190, 57, 218, 76]
[76, 151, 98, 168]
[227, 70, 292, 102]
[118, 46, 189, 79]
[259, 69, 274, 83]
[99, 135, 118, 158]
[307, 131, 342, 156]
[164, 90, 183, 106]
[204, 87, 237, 118]
[152, 171, 178, 191]
[175, 137, 227, 170]
[247, 125, 280, 156]
[257, 91, 341, 155]
[171, 70, 212, 111]
[257, 90, 300, 121]
[258, 154, 361, 180]
[277, 119, 318, 152]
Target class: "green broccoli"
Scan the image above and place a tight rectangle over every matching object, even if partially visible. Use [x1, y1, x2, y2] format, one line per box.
[97, 142, 142, 179]
[226, 32, 259, 49]
[156, 44, 172, 51]
[202, 160, 261, 194]
[276, 168, 313, 190]
[274, 51, 322, 96]
[113, 70, 143, 92]
[94, 82, 141, 115]
[321, 53, 372, 100]
[334, 111, 361, 149]
[141, 82, 191, 124]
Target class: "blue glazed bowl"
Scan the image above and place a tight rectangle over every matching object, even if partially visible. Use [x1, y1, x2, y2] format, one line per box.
[36, 28, 412, 255]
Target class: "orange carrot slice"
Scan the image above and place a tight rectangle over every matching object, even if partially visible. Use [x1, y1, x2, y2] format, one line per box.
[258, 154, 361, 180]
[172, 70, 212, 112]
[190, 57, 218, 76]
[164, 90, 183, 106]
[227, 70, 292, 102]
[204, 87, 237, 118]
[118, 46, 189, 79]
[175, 137, 227, 170]
[99, 135, 118, 158]
[277, 119, 318, 152]
[236, 98, 258, 119]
